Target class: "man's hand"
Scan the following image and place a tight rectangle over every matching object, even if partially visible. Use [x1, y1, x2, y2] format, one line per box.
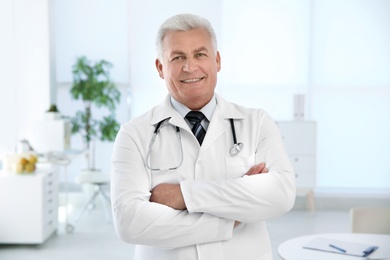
[150, 183, 186, 210]
[244, 162, 269, 176]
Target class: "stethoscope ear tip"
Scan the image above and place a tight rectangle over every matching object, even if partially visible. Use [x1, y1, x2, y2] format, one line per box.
[230, 142, 244, 155]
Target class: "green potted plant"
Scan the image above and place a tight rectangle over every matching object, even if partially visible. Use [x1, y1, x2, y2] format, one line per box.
[45, 104, 61, 120]
[69, 56, 121, 171]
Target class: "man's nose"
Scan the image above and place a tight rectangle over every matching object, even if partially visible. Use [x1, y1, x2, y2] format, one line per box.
[183, 59, 197, 72]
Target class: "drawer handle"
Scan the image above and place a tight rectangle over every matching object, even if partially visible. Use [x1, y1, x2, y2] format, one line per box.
[47, 181, 52, 186]
[48, 220, 53, 225]
[48, 199, 52, 203]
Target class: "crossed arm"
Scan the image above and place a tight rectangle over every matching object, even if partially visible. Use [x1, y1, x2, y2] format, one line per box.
[150, 162, 269, 211]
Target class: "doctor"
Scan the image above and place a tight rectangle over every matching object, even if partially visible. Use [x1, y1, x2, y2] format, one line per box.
[111, 13, 296, 260]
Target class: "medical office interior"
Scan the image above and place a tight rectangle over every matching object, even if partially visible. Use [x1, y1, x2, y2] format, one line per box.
[1, 0, 389, 259]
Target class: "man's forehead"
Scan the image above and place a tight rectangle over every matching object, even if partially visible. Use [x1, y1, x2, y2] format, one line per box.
[164, 29, 212, 50]
[168, 46, 210, 55]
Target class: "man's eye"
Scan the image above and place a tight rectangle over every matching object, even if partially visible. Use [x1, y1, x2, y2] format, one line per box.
[195, 53, 207, 58]
[171, 56, 184, 62]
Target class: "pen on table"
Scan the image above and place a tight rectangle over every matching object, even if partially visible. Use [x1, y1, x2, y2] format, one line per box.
[329, 244, 346, 253]
[363, 246, 378, 257]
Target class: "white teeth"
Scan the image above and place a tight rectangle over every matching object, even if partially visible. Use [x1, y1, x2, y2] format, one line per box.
[182, 78, 202, 83]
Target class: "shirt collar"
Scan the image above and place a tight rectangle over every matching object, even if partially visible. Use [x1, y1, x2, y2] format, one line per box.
[170, 95, 217, 121]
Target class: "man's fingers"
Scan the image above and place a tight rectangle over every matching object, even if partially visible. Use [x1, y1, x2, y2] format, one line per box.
[258, 162, 266, 171]
[245, 162, 268, 176]
[247, 164, 261, 175]
[246, 165, 256, 175]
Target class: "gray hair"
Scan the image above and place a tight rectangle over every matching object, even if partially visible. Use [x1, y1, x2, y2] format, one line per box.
[156, 13, 218, 60]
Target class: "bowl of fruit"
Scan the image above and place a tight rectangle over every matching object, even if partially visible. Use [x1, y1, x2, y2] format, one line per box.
[12, 154, 38, 174]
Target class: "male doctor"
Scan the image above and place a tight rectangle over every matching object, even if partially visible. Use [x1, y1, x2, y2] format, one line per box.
[111, 13, 296, 260]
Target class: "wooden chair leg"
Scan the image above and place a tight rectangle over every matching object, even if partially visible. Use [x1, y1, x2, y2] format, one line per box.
[306, 190, 316, 213]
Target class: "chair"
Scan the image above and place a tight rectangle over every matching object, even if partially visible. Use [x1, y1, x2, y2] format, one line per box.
[350, 207, 390, 234]
[66, 171, 111, 233]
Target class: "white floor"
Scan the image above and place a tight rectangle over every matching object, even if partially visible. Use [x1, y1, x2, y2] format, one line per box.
[0, 193, 351, 260]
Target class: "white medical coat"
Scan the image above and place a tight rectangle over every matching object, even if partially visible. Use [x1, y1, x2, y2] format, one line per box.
[111, 94, 296, 260]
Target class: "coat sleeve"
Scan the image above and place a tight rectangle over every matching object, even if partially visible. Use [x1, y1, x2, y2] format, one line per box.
[111, 125, 235, 249]
[180, 111, 296, 223]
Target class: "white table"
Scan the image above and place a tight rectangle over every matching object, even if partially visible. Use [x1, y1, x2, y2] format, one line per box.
[278, 233, 390, 260]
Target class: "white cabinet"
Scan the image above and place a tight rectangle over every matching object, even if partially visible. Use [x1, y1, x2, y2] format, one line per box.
[0, 169, 58, 244]
[277, 121, 316, 210]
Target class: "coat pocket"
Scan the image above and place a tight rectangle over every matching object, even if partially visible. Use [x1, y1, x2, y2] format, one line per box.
[225, 154, 255, 179]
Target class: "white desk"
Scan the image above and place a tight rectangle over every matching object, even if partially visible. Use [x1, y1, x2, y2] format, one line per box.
[278, 233, 390, 260]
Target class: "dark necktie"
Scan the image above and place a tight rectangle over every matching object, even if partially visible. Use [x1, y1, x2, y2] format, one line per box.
[185, 111, 206, 145]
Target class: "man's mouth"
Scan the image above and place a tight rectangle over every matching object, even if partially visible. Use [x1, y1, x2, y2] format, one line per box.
[180, 77, 205, 83]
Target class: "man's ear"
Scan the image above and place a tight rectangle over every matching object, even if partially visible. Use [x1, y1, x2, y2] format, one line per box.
[216, 51, 221, 72]
[155, 59, 164, 79]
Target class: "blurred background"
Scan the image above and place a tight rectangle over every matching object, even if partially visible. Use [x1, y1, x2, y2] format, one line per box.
[1, 0, 389, 191]
[0, 0, 389, 258]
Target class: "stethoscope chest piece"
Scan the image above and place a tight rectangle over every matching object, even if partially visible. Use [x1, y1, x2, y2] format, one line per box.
[230, 142, 244, 155]
[229, 118, 244, 155]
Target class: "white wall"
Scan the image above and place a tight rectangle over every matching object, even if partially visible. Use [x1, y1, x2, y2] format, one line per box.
[0, 0, 51, 157]
[311, 0, 390, 189]
[219, 0, 311, 120]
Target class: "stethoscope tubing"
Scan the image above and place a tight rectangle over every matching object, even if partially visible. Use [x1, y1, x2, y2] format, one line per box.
[230, 119, 238, 144]
[146, 120, 183, 171]
[146, 118, 244, 171]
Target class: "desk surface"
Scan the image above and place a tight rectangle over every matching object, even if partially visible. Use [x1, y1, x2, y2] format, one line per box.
[278, 233, 390, 260]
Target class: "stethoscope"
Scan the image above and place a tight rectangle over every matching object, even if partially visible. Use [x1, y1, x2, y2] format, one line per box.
[229, 119, 244, 155]
[145, 118, 244, 171]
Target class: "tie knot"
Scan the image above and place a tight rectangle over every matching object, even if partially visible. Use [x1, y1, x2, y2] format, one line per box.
[185, 111, 205, 124]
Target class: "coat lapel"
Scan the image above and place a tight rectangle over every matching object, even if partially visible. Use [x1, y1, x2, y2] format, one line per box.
[150, 95, 190, 131]
[200, 94, 245, 151]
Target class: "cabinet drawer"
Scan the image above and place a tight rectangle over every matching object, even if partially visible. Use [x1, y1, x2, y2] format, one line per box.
[295, 171, 315, 188]
[43, 192, 58, 209]
[43, 172, 58, 191]
[42, 171, 58, 208]
[290, 156, 315, 172]
[277, 121, 316, 154]
[43, 184, 58, 200]
[42, 214, 57, 239]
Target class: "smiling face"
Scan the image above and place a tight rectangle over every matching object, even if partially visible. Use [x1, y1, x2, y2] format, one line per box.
[155, 29, 221, 110]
